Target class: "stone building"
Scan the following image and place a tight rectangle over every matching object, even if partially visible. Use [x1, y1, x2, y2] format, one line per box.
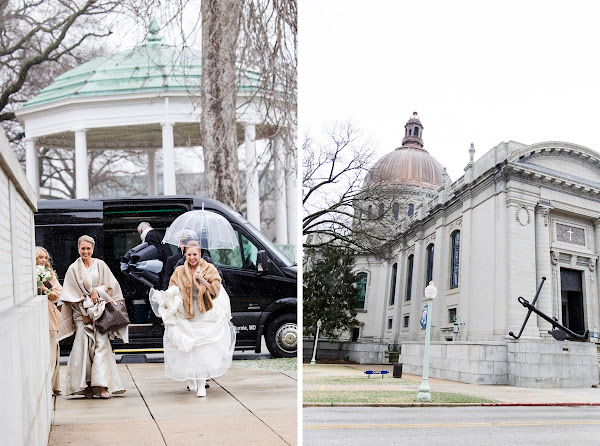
[0, 130, 51, 445]
[344, 112, 600, 387]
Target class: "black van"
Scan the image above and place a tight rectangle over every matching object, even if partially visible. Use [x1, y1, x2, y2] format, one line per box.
[34, 196, 297, 358]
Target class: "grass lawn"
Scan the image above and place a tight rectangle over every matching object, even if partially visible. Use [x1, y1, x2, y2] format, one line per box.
[303, 390, 497, 404]
[303, 376, 418, 386]
[234, 357, 297, 371]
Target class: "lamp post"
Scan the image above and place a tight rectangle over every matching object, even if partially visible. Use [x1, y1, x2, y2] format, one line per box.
[417, 281, 437, 402]
[310, 319, 322, 366]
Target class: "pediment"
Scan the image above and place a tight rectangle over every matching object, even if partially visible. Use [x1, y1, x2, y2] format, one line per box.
[510, 142, 600, 186]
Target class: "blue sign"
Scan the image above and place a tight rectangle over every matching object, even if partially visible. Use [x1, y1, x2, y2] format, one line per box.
[420, 305, 428, 330]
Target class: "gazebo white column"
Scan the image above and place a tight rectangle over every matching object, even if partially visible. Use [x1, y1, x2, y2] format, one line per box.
[273, 135, 288, 244]
[244, 123, 260, 229]
[148, 150, 158, 195]
[285, 136, 297, 246]
[161, 122, 176, 195]
[24, 137, 39, 197]
[74, 129, 89, 199]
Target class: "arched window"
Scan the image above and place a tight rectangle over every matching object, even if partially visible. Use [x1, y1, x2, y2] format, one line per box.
[409, 129, 412, 136]
[407, 203, 414, 217]
[392, 203, 399, 220]
[414, 127, 419, 137]
[367, 205, 372, 220]
[426, 243, 434, 284]
[450, 231, 460, 289]
[406, 254, 414, 301]
[378, 203, 385, 218]
[356, 272, 368, 310]
[389, 263, 397, 306]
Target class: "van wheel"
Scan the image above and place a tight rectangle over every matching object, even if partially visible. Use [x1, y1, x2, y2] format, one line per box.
[265, 313, 297, 358]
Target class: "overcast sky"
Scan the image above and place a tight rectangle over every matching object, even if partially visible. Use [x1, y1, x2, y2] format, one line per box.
[299, 0, 600, 181]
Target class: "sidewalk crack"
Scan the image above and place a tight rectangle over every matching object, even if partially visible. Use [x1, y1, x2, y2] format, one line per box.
[126, 365, 167, 446]
[214, 379, 291, 446]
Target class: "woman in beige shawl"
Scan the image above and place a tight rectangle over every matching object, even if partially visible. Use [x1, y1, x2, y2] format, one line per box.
[58, 235, 128, 399]
[36, 247, 63, 396]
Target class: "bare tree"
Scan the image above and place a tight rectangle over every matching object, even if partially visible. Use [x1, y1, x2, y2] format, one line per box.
[303, 121, 405, 254]
[0, 0, 123, 125]
[200, 0, 242, 209]
[37, 147, 148, 199]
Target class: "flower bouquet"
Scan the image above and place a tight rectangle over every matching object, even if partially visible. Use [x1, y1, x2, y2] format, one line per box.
[36, 265, 51, 295]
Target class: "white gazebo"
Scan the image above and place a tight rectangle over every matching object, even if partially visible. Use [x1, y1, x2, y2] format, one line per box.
[15, 22, 297, 246]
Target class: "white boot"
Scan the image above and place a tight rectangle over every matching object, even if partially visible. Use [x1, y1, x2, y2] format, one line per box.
[187, 379, 197, 392]
[196, 379, 206, 397]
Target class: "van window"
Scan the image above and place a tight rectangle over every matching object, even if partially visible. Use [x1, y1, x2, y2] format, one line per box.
[110, 231, 142, 260]
[241, 233, 259, 270]
[211, 230, 261, 270]
[211, 245, 243, 268]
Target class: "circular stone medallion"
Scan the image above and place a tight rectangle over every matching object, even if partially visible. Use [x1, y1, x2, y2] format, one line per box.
[517, 206, 530, 226]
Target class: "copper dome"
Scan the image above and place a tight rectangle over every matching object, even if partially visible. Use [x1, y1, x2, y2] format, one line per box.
[364, 112, 444, 189]
[364, 147, 443, 189]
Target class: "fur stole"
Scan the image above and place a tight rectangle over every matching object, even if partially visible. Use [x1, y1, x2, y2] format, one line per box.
[169, 258, 221, 318]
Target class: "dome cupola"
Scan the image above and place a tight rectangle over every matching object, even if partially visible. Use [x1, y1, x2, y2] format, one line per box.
[402, 111, 424, 149]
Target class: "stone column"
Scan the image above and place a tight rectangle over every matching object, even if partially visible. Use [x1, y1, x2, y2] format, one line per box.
[244, 123, 260, 229]
[593, 219, 600, 336]
[535, 204, 553, 334]
[24, 138, 39, 198]
[74, 129, 89, 199]
[161, 123, 176, 195]
[273, 136, 287, 244]
[147, 150, 157, 196]
[285, 136, 297, 247]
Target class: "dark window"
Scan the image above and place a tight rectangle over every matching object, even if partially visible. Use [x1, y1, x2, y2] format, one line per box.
[448, 308, 457, 324]
[450, 231, 460, 288]
[367, 205, 372, 220]
[378, 203, 385, 218]
[389, 263, 397, 306]
[406, 254, 414, 301]
[407, 203, 414, 216]
[387, 318, 393, 330]
[414, 127, 419, 137]
[356, 272, 367, 309]
[212, 229, 243, 268]
[409, 129, 412, 136]
[392, 203, 399, 220]
[403, 315, 409, 328]
[426, 244, 434, 284]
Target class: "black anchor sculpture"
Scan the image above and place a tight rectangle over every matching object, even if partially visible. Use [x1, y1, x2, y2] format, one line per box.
[508, 277, 589, 342]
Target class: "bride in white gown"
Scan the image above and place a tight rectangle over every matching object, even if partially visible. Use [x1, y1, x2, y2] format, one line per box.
[150, 242, 235, 397]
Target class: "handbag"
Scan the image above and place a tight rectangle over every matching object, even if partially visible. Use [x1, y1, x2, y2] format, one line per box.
[95, 295, 130, 334]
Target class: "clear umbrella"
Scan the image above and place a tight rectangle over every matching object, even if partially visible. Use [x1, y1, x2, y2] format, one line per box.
[162, 209, 238, 250]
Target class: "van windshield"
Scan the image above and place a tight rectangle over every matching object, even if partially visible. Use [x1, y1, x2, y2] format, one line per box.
[246, 223, 295, 266]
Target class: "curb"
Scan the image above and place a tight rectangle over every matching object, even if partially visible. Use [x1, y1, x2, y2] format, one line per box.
[304, 402, 600, 408]
[304, 403, 483, 407]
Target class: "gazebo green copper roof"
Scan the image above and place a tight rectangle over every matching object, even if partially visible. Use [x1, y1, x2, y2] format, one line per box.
[24, 21, 261, 108]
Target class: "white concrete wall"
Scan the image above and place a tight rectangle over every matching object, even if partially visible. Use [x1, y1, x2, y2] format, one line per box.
[0, 130, 51, 446]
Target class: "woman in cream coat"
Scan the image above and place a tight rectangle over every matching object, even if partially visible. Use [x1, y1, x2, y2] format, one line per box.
[36, 247, 63, 395]
[58, 235, 128, 399]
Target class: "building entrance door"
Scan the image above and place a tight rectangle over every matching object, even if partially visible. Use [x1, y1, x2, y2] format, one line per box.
[560, 268, 585, 335]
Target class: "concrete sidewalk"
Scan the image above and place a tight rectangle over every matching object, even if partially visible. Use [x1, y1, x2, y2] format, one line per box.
[303, 363, 600, 406]
[49, 363, 297, 445]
